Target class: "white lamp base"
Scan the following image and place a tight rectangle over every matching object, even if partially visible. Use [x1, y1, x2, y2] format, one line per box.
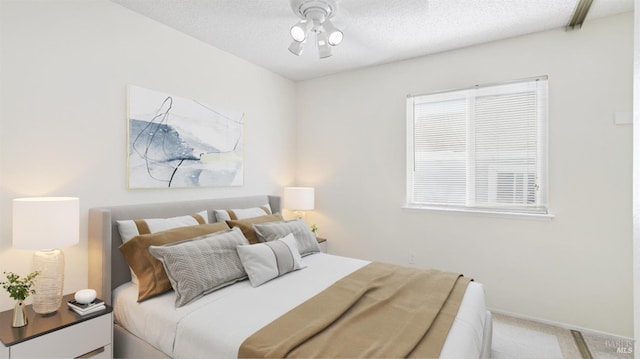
[32, 249, 64, 314]
[293, 210, 306, 220]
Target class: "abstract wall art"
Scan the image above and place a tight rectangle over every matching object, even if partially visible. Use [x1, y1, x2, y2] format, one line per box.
[127, 85, 244, 188]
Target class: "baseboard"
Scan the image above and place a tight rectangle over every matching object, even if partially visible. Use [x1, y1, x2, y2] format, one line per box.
[488, 308, 634, 341]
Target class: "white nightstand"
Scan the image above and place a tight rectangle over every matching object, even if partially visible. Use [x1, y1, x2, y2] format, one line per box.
[317, 237, 328, 253]
[0, 294, 112, 358]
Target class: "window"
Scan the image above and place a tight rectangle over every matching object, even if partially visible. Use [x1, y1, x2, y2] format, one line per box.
[406, 76, 548, 215]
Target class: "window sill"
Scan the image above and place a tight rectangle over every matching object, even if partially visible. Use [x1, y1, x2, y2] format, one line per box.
[402, 204, 555, 220]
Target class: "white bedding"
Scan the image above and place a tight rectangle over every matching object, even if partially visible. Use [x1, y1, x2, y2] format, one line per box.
[113, 253, 487, 359]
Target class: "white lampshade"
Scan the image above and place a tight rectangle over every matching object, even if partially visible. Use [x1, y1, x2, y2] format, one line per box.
[12, 197, 79, 314]
[13, 197, 79, 249]
[284, 187, 315, 211]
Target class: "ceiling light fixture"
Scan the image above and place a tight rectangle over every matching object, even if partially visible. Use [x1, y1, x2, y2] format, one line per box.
[288, 0, 343, 59]
[288, 39, 306, 55]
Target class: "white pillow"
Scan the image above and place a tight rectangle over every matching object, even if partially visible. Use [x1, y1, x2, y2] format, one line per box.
[117, 211, 208, 242]
[214, 204, 272, 222]
[116, 210, 208, 283]
[236, 233, 305, 287]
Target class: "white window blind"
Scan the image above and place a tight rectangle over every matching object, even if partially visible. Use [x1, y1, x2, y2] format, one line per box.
[406, 76, 548, 215]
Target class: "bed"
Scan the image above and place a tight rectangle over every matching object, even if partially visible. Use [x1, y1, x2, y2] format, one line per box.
[88, 195, 493, 358]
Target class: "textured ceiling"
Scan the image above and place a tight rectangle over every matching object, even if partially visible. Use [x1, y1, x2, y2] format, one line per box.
[111, 0, 633, 81]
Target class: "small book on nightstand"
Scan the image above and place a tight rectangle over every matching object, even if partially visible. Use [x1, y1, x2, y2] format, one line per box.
[67, 299, 106, 316]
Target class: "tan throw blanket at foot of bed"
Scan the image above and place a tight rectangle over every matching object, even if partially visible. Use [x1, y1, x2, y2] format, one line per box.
[239, 261, 472, 359]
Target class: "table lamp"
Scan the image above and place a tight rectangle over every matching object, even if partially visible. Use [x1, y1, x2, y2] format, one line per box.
[284, 187, 314, 220]
[12, 197, 79, 314]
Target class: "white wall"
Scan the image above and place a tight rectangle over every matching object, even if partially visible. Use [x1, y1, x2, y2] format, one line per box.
[296, 13, 634, 336]
[0, 0, 632, 338]
[0, 1, 296, 311]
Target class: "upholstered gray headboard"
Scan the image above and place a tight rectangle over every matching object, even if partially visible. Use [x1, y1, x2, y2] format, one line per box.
[87, 195, 280, 305]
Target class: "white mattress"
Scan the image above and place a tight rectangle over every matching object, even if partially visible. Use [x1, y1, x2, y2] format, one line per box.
[113, 253, 487, 359]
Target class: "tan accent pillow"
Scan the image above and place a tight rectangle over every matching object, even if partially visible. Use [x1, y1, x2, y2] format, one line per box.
[226, 213, 284, 244]
[116, 211, 208, 285]
[119, 222, 230, 302]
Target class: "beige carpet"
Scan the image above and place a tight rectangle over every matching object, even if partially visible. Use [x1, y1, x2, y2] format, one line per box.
[492, 312, 634, 359]
[580, 331, 634, 359]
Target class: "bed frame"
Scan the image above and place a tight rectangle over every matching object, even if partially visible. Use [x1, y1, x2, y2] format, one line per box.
[87, 195, 492, 358]
[88, 195, 280, 306]
[88, 195, 280, 358]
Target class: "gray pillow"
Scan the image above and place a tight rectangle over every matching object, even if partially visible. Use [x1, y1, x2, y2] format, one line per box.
[149, 227, 249, 307]
[253, 219, 320, 256]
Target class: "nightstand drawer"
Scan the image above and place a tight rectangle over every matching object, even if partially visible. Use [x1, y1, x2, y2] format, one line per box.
[9, 313, 111, 358]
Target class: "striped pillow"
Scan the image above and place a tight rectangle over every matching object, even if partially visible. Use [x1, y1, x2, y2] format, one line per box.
[226, 213, 284, 244]
[253, 219, 320, 256]
[213, 205, 272, 222]
[237, 233, 305, 287]
[149, 227, 249, 307]
[116, 211, 208, 284]
[117, 211, 208, 243]
[119, 222, 230, 302]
